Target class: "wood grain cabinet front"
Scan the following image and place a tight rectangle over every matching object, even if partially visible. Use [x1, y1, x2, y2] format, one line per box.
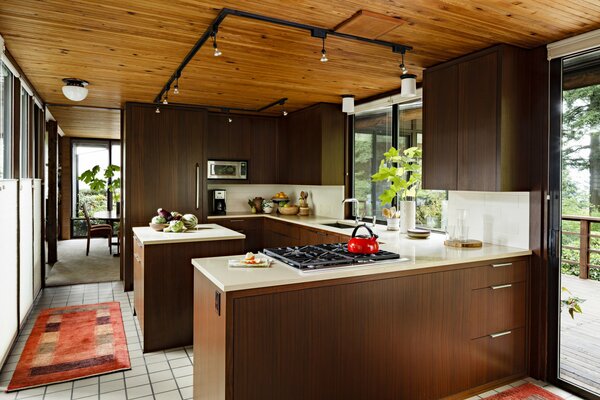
[423, 45, 531, 191]
[194, 256, 530, 400]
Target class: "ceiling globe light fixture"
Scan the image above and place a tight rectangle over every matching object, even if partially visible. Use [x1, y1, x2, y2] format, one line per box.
[342, 95, 355, 113]
[61, 78, 89, 101]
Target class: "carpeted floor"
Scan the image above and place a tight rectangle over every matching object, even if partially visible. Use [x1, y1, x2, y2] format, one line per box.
[45, 239, 120, 287]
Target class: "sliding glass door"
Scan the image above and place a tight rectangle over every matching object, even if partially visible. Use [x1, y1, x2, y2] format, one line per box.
[550, 47, 600, 399]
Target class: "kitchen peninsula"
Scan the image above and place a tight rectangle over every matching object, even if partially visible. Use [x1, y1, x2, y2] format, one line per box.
[191, 220, 531, 400]
[132, 224, 244, 352]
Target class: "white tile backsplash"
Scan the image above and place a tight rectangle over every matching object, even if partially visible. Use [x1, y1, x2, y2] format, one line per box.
[207, 184, 345, 219]
[447, 191, 530, 249]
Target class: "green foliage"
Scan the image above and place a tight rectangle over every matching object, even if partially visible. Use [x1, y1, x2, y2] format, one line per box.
[561, 287, 585, 319]
[79, 164, 121, 203]
[416, 191, 446, 227]
[371, 146, 422, 205]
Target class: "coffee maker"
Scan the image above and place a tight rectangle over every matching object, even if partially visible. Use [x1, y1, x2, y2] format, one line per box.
[209, 189, 227, 215]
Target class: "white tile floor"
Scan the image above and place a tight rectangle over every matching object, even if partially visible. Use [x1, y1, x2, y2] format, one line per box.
[0, 282, 193, 400]
[0, 281, 587, 400]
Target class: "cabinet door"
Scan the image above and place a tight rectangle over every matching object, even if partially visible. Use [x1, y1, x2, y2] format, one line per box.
[0, 180, 18, 363]
[457, 52, 499, 191]
[281, 108, 322, 185]
[251, 118, 278, 184]
[422, 65, 459, 190]
[207, 114, 252, 161]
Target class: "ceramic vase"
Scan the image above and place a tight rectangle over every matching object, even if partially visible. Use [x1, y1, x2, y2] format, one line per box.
[400, 200, 416, 233]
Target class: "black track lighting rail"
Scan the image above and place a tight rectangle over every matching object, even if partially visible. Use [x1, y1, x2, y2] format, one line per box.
[163, 97, 288, 114]
[154, 8, 412, 104]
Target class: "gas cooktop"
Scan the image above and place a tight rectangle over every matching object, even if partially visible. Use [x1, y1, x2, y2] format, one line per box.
[263, 243, 403, 271]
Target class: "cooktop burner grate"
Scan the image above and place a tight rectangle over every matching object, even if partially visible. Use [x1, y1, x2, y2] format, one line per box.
[263, 243, 401, 271]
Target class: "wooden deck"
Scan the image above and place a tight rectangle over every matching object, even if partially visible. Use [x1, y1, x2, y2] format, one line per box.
[560, 274, 600, 394]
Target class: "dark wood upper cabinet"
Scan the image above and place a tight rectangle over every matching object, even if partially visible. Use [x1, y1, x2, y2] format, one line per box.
[206, 113, 278, 184]
[423, 45, 530, 191]
[279, 103, 345, 185]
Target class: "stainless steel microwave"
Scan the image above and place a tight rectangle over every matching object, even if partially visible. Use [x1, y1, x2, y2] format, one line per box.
[207, 160, 248, 180]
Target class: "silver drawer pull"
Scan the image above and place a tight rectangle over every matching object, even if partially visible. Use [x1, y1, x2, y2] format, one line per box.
[490, 330, 512, 339]
[491, 284, 513, 290]
[229, 219, 245, 222]
[492, 262, 512, 268]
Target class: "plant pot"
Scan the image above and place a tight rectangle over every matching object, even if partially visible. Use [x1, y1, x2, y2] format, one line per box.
[263, 206, 273, 214]
[400, 200, 416, 234]
[386, 218, 400, 231]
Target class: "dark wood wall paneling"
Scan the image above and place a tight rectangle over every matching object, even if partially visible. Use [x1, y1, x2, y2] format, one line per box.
[46, 121, 59, 264]
[59, 137, 71, 240]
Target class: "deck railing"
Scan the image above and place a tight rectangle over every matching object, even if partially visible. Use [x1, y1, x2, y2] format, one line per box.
[562, 215, 600, 279]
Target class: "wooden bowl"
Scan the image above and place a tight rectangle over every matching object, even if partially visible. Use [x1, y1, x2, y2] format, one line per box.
[149, 223, 169, 231]
[278, 205, 299, 215]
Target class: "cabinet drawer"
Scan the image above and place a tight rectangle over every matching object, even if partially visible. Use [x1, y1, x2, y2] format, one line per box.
[218, 218, 261, 232]
[265, 219, 300, 240]
[469, 327, 526, 387]
[133, 235, 144, 264]
[470, 260, 527, 289]
[470, 281, 526, 339]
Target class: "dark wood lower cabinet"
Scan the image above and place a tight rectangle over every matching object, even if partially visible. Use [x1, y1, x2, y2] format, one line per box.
[194, 256, 529, 400]
[133, 235, 244, 352]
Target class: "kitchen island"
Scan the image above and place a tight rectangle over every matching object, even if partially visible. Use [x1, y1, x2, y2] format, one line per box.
[132, 224, 244, 352]
[192, 225, 532, 400]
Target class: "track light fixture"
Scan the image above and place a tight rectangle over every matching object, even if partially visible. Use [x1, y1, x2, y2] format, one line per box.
[278, 98, 288, 116]
[155, 105, 160, 114]
[173, 76, 179, 95]
[212, 31, 222, 57]
[320, 37, 328, 63]
[162, 93, 169, 104]
[399, 50, 417, 97]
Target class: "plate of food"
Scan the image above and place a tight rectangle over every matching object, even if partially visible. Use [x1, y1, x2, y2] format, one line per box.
[228, 253, 272, 268]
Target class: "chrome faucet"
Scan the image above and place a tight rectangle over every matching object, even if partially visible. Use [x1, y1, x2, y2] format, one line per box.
[342, 198, 361, 225]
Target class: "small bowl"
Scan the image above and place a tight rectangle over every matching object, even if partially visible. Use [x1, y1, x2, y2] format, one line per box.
[149, 223, 169, 232]
[407, 228, 431, 239]
[278, 205, 299, 215]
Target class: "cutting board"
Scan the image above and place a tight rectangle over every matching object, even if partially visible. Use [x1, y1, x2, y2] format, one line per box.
[444, 239, 483, 248]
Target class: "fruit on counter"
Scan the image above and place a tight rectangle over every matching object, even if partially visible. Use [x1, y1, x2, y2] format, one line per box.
[151, 215, 167, 225]
[164, 219, 187, 233]
[273, 192, 288, 199]
[181, 214, 199, 229]
[157, 208, 173, 221]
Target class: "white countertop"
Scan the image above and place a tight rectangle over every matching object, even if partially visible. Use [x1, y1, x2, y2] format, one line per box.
[193, 216, 532, 292]
[132, 224, 245, 245]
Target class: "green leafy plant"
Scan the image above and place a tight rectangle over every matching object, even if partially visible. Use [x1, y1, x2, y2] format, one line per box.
[371, 146, 422, 205]
[561, 287, 585, 319]
[79, 164, 121, 202]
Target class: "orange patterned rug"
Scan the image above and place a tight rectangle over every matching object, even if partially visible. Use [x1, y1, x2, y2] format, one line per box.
[487, 383, 565, 399]
[7, 302, 130, 392]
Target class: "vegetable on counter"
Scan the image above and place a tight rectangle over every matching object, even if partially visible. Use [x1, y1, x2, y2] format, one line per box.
[164, 219, 187, 233]
[151, 215, 167, 224]
[182, 214, 199, 229]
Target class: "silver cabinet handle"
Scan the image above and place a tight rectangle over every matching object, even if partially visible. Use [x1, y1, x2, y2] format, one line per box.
[491, 284, 513, 290]
[490, 330, 512, 338]
[229, 219, 245, 223]
[195, 163, 200, 210]
[492, 262, 512, 268]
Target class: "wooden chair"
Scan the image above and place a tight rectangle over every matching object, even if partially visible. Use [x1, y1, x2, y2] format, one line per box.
[82, 203, 113, 256]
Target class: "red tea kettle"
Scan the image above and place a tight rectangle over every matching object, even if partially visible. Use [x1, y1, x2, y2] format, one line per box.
[347, 225, 380, 254]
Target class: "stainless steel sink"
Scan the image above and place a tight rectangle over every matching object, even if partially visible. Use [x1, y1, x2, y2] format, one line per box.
[319, 222, 357, 229]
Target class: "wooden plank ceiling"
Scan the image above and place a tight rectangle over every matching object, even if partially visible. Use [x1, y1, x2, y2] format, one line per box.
[1, 0, 600, 137]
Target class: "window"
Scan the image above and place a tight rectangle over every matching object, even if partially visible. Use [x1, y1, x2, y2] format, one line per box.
[20, 88, 30, 178]
[71, 139, 120, 237]
[0, 62, 13, 179]
[352, 99, 447, 229]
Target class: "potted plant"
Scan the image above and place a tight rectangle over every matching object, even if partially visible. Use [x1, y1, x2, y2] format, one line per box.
[79, 164, 121, 214]
[372, 146, 422, 233]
